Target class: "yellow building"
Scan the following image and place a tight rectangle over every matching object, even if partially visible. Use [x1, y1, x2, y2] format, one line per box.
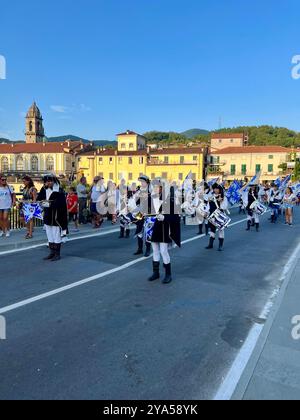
[77, 130, 207, 184]
[210, 146, 292, 182]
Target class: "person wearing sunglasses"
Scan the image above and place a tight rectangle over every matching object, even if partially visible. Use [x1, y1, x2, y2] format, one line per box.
[0, 175, 16, 238]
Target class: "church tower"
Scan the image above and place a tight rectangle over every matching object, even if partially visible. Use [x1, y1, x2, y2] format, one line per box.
[25, 102, 45, 144]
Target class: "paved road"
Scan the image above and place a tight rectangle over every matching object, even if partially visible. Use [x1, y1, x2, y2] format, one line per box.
[0, 209, 299, 400]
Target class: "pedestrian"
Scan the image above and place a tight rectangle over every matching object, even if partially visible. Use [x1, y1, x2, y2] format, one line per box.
[20, 176, 38, 239]
[38, 175, 68, 261]
[89, 177, 106, 229]
[77, 177, 88, 224]
[67, 187, 79, 232]
[0, 175, 16, 238]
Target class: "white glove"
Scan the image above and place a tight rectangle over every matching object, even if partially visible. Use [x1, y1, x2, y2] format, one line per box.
[157, 214, 165, 222]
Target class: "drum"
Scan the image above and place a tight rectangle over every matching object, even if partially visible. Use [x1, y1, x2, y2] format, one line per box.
[250, 200, 267, 216]
[195, 201, 209, 219]
[208, 209, 231, 230]
[144, 216, 156, 243]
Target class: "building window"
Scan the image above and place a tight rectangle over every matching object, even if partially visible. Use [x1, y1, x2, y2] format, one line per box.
[193, 156, 197, 161]
[31, 155, 39, 171]
[179, 173, 183, 181]
[180, 156, 185, 164]
[256, 164, 261, 173]
[121, 143, 126, 150]
[192, 173, 196, 180]
[16, 156, 24, 172]
[118, 157, 123, 164]
[99, 157, 103, 164]
[109, 173, 114, 180]
[241, 164, 247, 175]
[129, 143, 134, 150]
[164, 156, 169, 164]
[109, 157, 113, 165]
[230, 139, 234, 143]
[29, 121, 33, 132]
[162, 172, 168, 179]
[230, 165, 236, 175]
[268, 164, 274, 173]
[1, 157, 9, 172]
[151, 173, 156, 180]
[269, 155, 274, 159]
[46, 156, 54, 172]
[99, 172, 104, 178]
[118, 173, 123, 180]
[128, 157, 133, 165]
[128, 173, 133, 181]
[139, 157, 144, 164]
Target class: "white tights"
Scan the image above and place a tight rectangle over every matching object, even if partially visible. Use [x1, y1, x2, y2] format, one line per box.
[152, 242, 171, 265]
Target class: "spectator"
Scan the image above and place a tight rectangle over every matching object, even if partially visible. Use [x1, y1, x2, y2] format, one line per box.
[77, 177, 88, 224]
[0, 175, 16, 238]
[67, 187, 79, 232]
[89, 177, 106, 229]
[107, 181, 117, 224]
[20, 176, 38, 239]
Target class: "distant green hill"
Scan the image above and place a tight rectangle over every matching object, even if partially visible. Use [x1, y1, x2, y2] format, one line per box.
[46, 135, 116, 147]
[181, 129, 209, 138]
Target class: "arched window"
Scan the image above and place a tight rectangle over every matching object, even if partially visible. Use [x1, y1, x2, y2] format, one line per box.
[31, 155, 39, 171]
[29, 121, 33, 132]
[1, 157, 9, 172]
[46, 156, 54, 172]
[16, 156, 24, 172]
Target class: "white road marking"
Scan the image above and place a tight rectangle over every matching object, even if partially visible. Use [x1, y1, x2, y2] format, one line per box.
[0, 217, 248, 315]
[214, 238, 300, 401]
[0, 227, 120, 256]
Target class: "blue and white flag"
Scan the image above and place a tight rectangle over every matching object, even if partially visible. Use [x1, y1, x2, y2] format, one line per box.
[208, 177, 219, 187]
[23, 203, 43, 224]
[274, 177, 281, 187]
[226, 180, 241, 205]
[279, 174, 291, 191]
[144, 217, 156, 243]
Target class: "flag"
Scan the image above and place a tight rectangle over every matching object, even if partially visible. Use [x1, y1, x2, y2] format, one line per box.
[208, 177, 219, 187]
[226, 180, 241, 205]
[279, 175, 291, 191]
[274, 177, 281, 187]
[23, 203, 43, 224]
[144, 217, 156, 243]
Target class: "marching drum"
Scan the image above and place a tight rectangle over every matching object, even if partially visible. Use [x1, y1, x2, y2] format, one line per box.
[208, 209, 231, 230]
[250, 200, 267, 216]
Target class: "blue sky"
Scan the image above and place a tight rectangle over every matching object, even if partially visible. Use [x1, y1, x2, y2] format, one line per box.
[0, 0, 299, 140]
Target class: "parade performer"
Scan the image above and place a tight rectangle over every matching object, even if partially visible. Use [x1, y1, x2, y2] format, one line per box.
[133, 175, 152, 257]
[245, 185, 260, 232]
[205, 184, 229, 252]
[38, 175, 68, 261]
[118, 180, 131, 239]
[197, 182, 210, 236]
[283, 187, 296, 226]
[148, 179, 181, 284]
[269, 183, 283, 223]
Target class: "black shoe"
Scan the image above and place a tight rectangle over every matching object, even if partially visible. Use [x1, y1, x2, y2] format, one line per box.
[218, 238, 224, 251]
[206, 237, 215, 250]
[198, 225, 203, 235]
[162, 263, 172, 284]
[256, 223, 260, 232]
[44, 243, 55, 260]
[134, 249, 143, 256]
[246, 221, 251, 231]
[125, 230, 130, 238]
[148, 261, 160, 282]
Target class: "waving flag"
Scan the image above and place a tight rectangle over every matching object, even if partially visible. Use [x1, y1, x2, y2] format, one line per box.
[279, 175, 291, 191]
[23, 203, 43, 224]
[226, 180, 241, 205]
[274, 177, 281, 187]
[208, 177, 220, 187]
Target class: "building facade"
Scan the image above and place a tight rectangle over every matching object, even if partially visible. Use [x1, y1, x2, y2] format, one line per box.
[77, 131, 207, 184]
[210, 146, 292, 182]
[211, 132, 248, 150]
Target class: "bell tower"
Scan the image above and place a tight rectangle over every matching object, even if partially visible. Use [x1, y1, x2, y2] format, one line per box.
[25, 102, 45, 144]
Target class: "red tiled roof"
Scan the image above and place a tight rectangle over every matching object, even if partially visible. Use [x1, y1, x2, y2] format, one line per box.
[0, 141, 83, 154]
[211, 133, 245, 139]
[117, 130, 142, 137]
[213, 146, 292, 154]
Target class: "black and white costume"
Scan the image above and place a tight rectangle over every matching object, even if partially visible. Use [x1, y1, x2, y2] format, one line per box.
[245, 186, 260, 232]
[148, 183, 181, 284]
[38, 176, 68, 261]
[197, 182, 211, 236]
[133, 176, 152, 257]
[205, 185, 229, 251]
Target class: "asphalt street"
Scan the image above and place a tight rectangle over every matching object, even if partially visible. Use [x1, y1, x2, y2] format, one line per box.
[0, 208, 299, 400]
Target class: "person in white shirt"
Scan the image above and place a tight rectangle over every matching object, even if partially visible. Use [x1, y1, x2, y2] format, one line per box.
[283, 187, 297, 226]
[0, 175, 16, 237]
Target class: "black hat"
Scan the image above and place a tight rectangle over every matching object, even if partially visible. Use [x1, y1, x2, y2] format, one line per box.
[138, 175, 150, 184]
[43, 175, 55, 183]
